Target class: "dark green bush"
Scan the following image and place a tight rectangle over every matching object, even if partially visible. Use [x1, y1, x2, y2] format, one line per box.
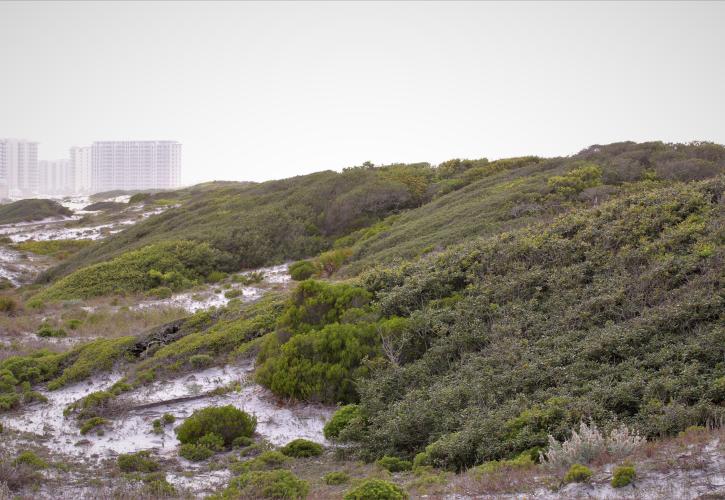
[564, 464, 592, 484]
[343, 479, 408, 500]
[117, 451, 160, 473]
[289, 260, 317, 281]
[79, 417, 108, 435]
[280, 439, 323, 458]
[611, 464, 636, 487]
[179, 443, 214, 462]
[36, 323, 67, 338]
[198, 432, 225, 451]
[232, 451, 290, 474]
[223, 470, 309, 499]
[175, 405, 256, 448]
[323, 405, 361, 440]
[376, 455, 413, 472]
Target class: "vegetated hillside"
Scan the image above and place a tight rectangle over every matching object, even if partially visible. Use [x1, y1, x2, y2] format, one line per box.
[0, 199, 72, 224]
[333, 178, 724, 469]
[38, 167, 443, 284]
[340, 141, 725, 274]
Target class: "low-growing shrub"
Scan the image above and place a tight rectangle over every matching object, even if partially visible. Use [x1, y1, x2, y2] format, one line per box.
[542, 421, 644, 468]
[189, 354, 214, 369]
[323, 471, 350, 485]
[232, 450, 290, 474]
[175, 405, 256, 448]
[224, 289, 242, 299]
[280, 439, 323, 458]
[289, 260, 317, 281]
[117, 450, 160, 473]
[0, 296, 17, 314]
[179, 443, 214, 462]
[223, 470, 309, 499]
[323, 405, 360, 440]
[376, 455, 413, 472]
[611, 464, 636, 488]
[232, 436, 254, 448]
[80, 417, 108, 435]
[36, 323, 67, 338]
[563, 464, 592, 484]
[13, 451, 48, 469]
[343, 478, 408, 500]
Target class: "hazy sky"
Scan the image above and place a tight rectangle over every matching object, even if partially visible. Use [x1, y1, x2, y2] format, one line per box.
[1, 2, 724, 185]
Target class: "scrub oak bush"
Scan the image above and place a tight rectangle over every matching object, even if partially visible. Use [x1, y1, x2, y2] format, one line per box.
[175, 405, 256, 448]
[280, 439, 323, 458]
[343, 479, 408, 500]
[323, 471, 350, 485]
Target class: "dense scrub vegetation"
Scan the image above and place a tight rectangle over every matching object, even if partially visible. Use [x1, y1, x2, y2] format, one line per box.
[340, 141, 725, 274]
[0, 199, 72, 224]
[31, 240, 233, 301]
[336, 178, 724, 469]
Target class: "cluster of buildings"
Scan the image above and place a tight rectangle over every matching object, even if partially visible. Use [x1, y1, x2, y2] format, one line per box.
[0, 139, 182, 199]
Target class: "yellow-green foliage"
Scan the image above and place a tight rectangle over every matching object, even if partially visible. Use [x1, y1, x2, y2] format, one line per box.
[563, 464, 592, 484]
[548, 163, 603, 198]
[32, 240, 233, 302]
[118, 451, 160, 473]
[13, 451, 48, 469]
[222, 470, 309, 499]
[611, 464, 636, 487]
[376, 455, 413, 472]
[47, 336, 137, 390]
[323, 471, 350, 485]
[343, 479, 408, 500]
[13, 239, 93, 260]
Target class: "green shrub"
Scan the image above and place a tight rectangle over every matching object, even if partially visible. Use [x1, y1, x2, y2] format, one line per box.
[224, 289, 242, 299]
[189, 354, 214, 369]
[179, 443, 214, 461]
[233, 451, 290, 473]
[280, 438, 323, 458]
[162, 413, 176, 424]
[13, 451, 48, 469]
[79, 417, 108, 435]
[547, 163, 603, 198]
[323, 471, 350, 485]
[289, 260, 317, 281]
[117, 451, 160, 473]
[564, 464, 592, 484]
[148, 286, 173, 299]
[198, 432, 226, 451]
[175, 405, 256, 448]
[233, 436, 254, 448]
[343, 479, 408, 500]
[0, 393, 20, 411]
[323, 405, 360, 440]
[611, 464, 636, 488]
[223, 470, 309, 499]
[34, 240, 233, 301]
[376, 455, 413, 472]
[64, 318, 83, 330]
[143, 475, 177, 497]
[36, 323, 67, 338]
[206, 270, 227, 283]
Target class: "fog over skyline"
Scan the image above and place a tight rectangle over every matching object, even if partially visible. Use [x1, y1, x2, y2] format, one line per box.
[1, 1, 724, 186]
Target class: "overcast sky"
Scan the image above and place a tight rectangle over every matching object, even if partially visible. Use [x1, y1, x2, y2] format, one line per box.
[1, 1, 723, 185]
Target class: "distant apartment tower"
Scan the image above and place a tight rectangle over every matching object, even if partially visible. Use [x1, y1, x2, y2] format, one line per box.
[70, 146, 91, 194]
[38, 159, 74, 195]
[91, 141, 181, 193]
[0, 139, 39, 196]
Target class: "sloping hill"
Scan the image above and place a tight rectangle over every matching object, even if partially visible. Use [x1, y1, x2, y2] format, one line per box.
[0, 199, 72, 224]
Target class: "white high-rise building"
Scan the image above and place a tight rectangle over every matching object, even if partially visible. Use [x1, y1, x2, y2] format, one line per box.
[70, 146, 91, 194]
[38, 159, 74, 195]
[0, 139, 39, 196]
[91, 141, 181, 193]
